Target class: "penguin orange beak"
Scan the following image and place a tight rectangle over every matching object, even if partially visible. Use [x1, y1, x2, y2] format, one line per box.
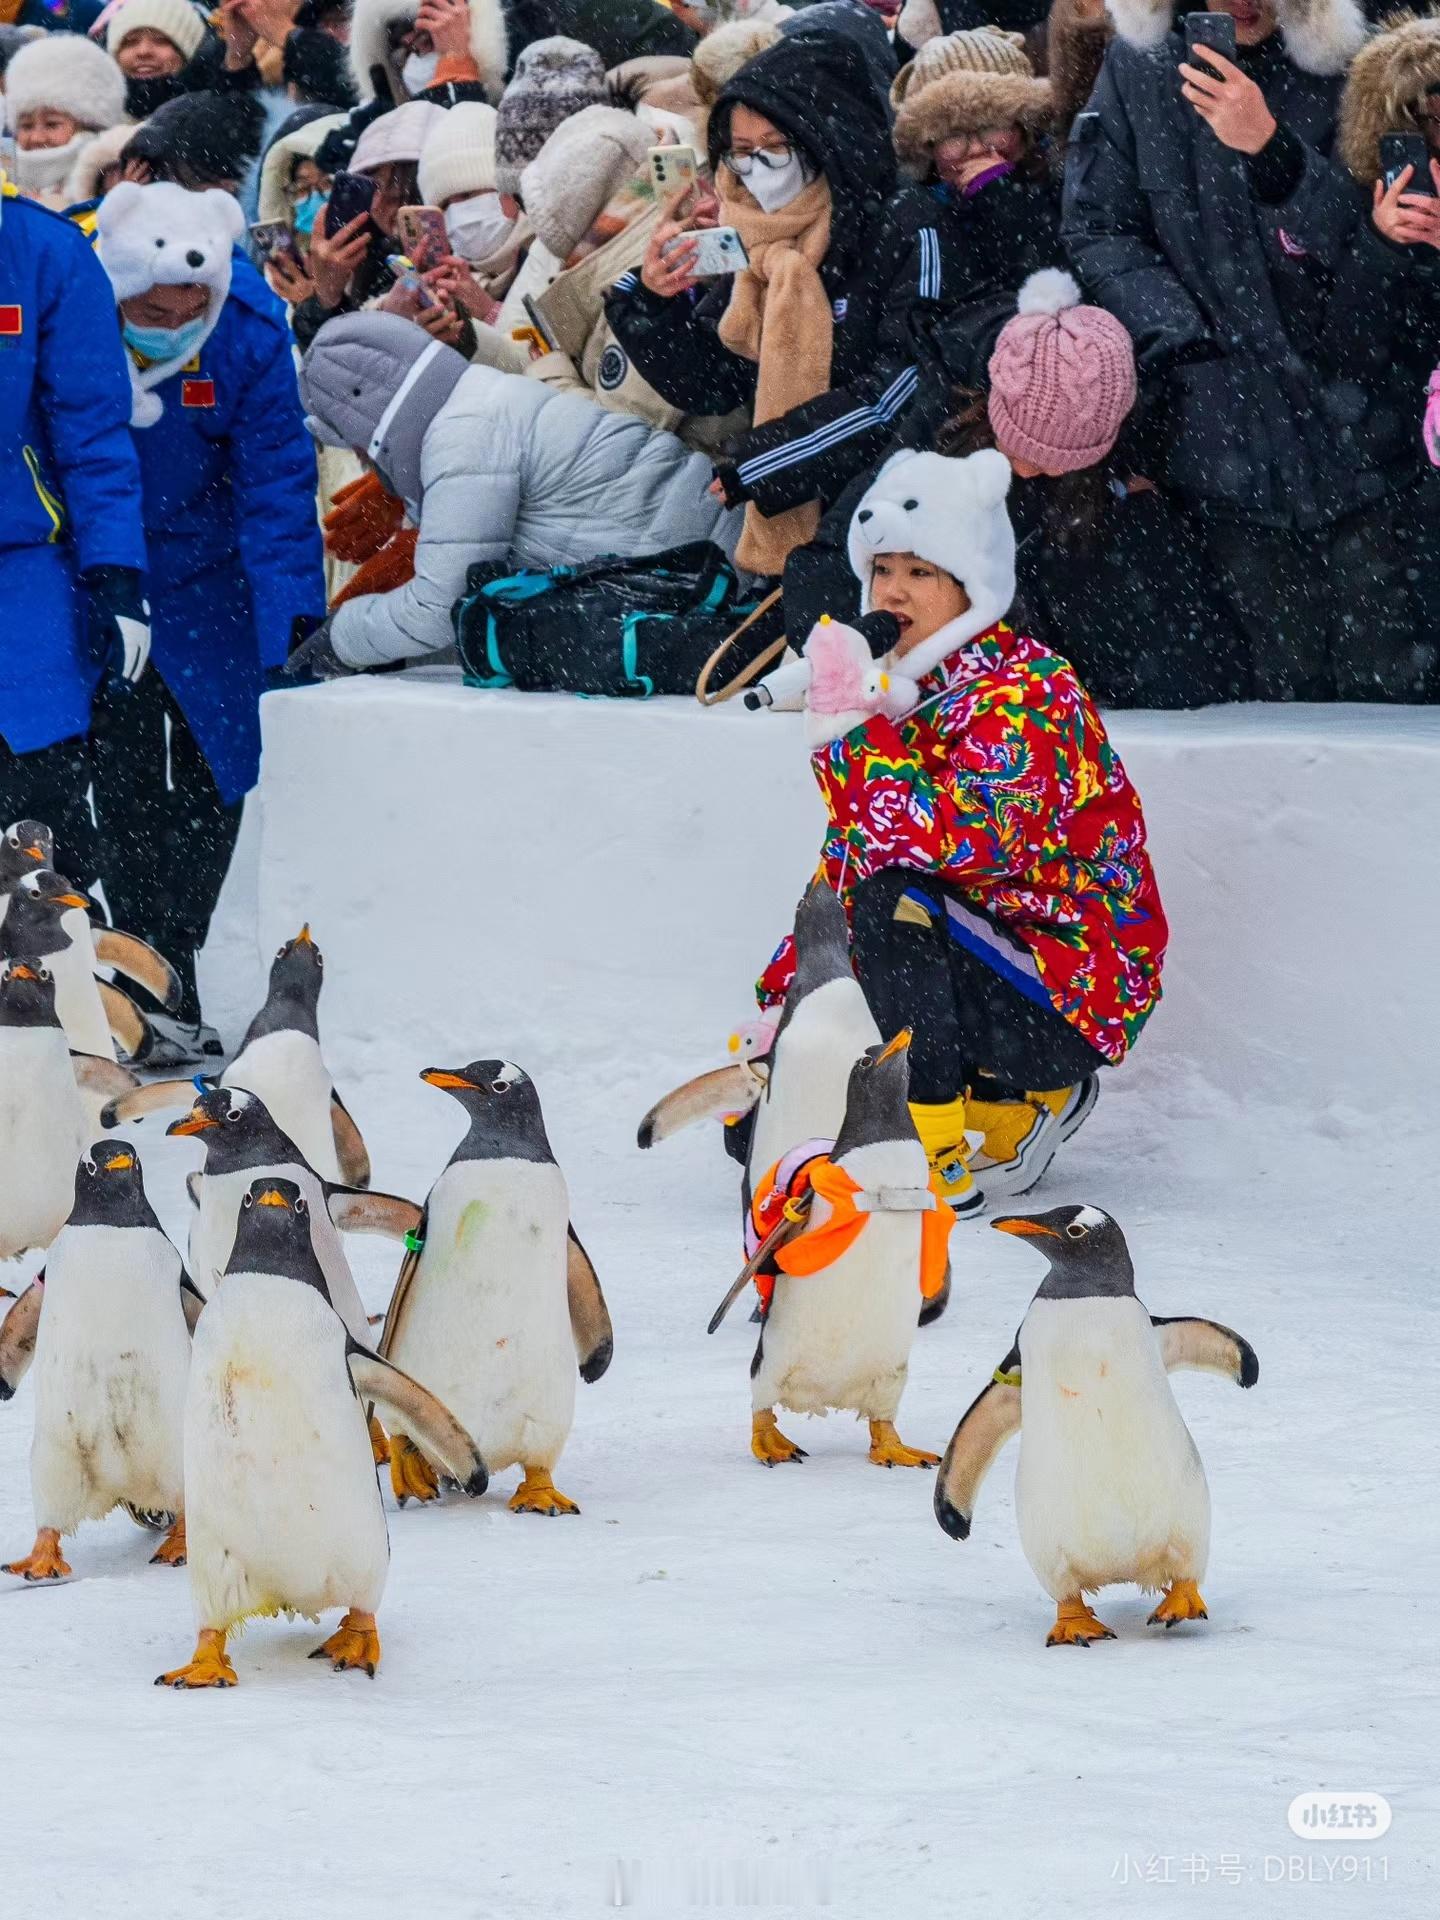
[992, 1215, 1060, 1240]
[167, 1109, 217, 1136]
[55, 891, 91, 910]
[420, 1069, 477, 1090]
[295, 923, 313, 945]
[255, 1187, 291, 1208]
[7, 964, 38, 981]
[877, 1027, 913, 1061]
[104, 1152, 135, 1171]
[24, 844, 44, 861]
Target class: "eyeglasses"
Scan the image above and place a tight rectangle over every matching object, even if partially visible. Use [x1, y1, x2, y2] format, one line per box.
[723, 143, 797, 178]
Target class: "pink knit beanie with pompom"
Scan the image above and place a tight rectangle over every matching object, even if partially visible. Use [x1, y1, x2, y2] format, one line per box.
[986, 269, 1136, 475]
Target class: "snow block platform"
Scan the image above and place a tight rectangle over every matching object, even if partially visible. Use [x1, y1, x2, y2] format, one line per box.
[255, 679, 1440, 1117]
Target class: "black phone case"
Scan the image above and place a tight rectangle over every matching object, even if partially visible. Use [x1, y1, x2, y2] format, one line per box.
[1380, 134, 1436, 194]
[325, 173, 376, 237]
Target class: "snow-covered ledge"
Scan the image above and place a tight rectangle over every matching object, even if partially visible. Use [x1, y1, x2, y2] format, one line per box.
[253, 676, 1440, 1118]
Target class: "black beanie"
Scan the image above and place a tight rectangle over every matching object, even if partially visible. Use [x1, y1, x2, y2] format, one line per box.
[123, 88, 266, 188]
[283, 27, 357, 109]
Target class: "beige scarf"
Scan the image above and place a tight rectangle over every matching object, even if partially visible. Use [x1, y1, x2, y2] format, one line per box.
[716, 169, 833, 577]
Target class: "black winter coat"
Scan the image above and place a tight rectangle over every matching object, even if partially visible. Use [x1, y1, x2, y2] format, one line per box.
[1063, 34, 1401, 533]
[502, 0, 694, 70]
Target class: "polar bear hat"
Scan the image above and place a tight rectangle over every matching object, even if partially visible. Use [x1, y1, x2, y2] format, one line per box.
[847, 447, 1017, 683]
[96, 179, 244, 427]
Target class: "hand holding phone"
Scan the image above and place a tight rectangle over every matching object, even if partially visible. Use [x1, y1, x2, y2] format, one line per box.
[1183, 9, 1236, 59]
[250, 219, 300, 267]
[324, 170, 376, 238]
[685, 225, 750, 277]
[1178, 18, 1277, 155]
[648, 144, 699, 200]
[398, 204, 451, 272]
[1380, 131, 1437, 196]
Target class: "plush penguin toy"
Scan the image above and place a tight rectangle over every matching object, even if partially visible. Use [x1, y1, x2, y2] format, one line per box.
[105, 926, 370, 1186]
[743, 1033, 951, 1468]
[379, 1061, 612, 1514]
[0, 961, 87, 1264]
[2, 1144, 200, 1583]
[159, 1178, 487, 1689]
[934, 1205, 1259, 1646]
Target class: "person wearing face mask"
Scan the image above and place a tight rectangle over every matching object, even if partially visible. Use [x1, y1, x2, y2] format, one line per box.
[416, 99, 527, 317]
[92, 179, 325, 1063]
[608, 32, 972, 582]
[4, 33, 129, 210]
[253, 105, 348, 303]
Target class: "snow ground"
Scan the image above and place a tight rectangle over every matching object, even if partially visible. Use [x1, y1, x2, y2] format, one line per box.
[3, 693, 1437, 1919]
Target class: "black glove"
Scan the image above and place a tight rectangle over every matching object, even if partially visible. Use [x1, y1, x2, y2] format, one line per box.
[271, 619, 355, 688]
[856, 611, 901, 659]
[82, 567, 151, 693]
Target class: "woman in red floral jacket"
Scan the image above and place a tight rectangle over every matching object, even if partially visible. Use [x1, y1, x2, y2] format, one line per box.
[757, 448, 1168, 1213]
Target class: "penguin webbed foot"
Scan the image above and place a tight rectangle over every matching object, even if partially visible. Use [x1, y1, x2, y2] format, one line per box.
[867, 1420, 940, 1470]
[368, 1415, 391, 1466]
[751, 1409, 807, 1466]
[1046, 1598, 1117, 1648]
[1148, 1579, 1208, 1629]
[310, 1609, 381, 1677]
[157, 1628, 237, 1689]
[149, 1516, 187, 1568]
[508, 1467, 580, 1515]
[389, 1433, 441, 1506]
[3, 1527, 72, 1582]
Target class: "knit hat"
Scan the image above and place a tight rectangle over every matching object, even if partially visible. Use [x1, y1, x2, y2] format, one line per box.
[517, 103, 650, 259]
[418, 100, 497, 205]
[494, 37, 608, 197]
[892, 28, 1051, 172]
[105, 0, 207, 65]
[691, 19, 781, 107]
[5, 33, 128, 132]
[350, 98, 443, 174]
[987, 269, 1136, 475]
[122, 88, 265, 186]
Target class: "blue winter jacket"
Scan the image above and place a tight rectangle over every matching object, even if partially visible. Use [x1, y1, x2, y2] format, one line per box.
[0, 186, 146, 752]
[131, 254, 324, 805]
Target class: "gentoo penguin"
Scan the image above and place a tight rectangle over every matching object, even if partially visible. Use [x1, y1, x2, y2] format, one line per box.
[103, 926, 370, 1187]
[933, 1204, 1259, 1645]
[379, 1062, 612, 1514]
[0, 962, 86, 1263]
[1, 1144, 201, 1582]
[165, 1085, 417, 1342]
[0, 819, 49, 891]
[159, 1178, 487, 1688]
[747, 1032, 949, 1469]
[0, 868, 137, 1062]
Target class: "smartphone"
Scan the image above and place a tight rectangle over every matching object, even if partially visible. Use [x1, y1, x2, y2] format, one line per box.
[520, 294, 560, 353]
[385, 253, 438, 309]
[398, 204, 450, 271]
[1380, 131, 1436, 195]
[250, 219, 300, 266]
[688, 225, 750, 277]
[649, 143, 699, 199]
[324, 170, 376, 237]
[1184, 10, 1236, 59]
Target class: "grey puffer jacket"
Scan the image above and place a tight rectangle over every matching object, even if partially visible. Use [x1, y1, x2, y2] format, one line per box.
[300, 313, 739, 668]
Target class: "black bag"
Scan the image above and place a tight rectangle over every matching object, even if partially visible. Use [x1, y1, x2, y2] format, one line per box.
[451, 543, 778, 697]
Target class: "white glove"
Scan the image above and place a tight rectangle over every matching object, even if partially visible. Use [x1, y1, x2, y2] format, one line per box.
[113, 614, 151, 686]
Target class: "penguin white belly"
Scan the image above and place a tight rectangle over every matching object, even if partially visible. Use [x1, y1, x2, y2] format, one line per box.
[1016, 1297, 1211, 1600]
[751, 1140, 923, 1422]
[54, 911, 117, 1060]
[228, 1033, 341, 1183]
[387, 1160, 575, 1474]
[183, 1271, 387, 1629]
[189, 1162, 369, 1340]
[751, 980, 878, 1185]
[30, 1225, 190, 1529]
[0, 1028, 85, 1258]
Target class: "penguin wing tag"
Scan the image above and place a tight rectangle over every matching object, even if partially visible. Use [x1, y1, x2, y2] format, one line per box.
[1152, 1315, 1260, 1388]
[377, 1204, 427, 1360]
[346, 1343, 488, 1496]
[0, 1280, 44, 1398]
[329, 1091, 372, 1189]
[325, 1186, 423, 1240]
[567, 1226, 613, 1384]
[934, 1377, 1022, 1542]
[92, 927, 184, 1013]
[637, 1061, 765, 1150]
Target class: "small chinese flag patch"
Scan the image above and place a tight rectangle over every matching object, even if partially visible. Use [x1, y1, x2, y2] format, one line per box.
[0, 306, 23, 337]
[181, 377, 216, 408]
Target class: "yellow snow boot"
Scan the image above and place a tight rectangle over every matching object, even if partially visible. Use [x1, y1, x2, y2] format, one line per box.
[909, 1096, 985, 1219]
[966, 1078, 1099, 1204]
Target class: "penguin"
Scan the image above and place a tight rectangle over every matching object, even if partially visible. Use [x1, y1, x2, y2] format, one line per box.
[165, 1085, 417, 1342]
[933, 1204, 1260, 1646]
[378, 1061, 612, 1514]
[0, 868, 135, 1062]
[0, 819, 50, 892]
[158, 1177, 488, 1688]
[0, 961, 86, 1263]
[747, 1032, 947, 1469]
[102, 926, 370, 1188]
[1, 1143, 202, 1583]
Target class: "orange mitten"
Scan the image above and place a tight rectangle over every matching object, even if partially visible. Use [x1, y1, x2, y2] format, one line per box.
[328, 528, 419, 609]
[323, 472, 406, 564]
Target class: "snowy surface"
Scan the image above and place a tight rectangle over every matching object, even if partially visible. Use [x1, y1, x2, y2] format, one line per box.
[5, 681, 1437, 1918]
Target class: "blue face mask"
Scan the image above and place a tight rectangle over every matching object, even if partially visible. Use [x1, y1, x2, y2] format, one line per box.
[122, 316, 208, 366]
[292, 190, 326, 235]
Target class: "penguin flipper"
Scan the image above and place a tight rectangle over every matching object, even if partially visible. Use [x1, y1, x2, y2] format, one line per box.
[98, 1076, 196, 1130]
[566, 1225, 612, 1383]
[934, 1378, 1022, 1541]
[325, 1186, 423, 1240]
[71, 1052, 140, 1103]
[918, 1264, 951, 1327]
[329, 1093, 372, 1190]
[185, 1172, 202, 1209]
[179, 1273, 207, 1333]
[98, 981, 148, 1059]
[1153, 1316, 1259, 1388]
[92, 928, 183, 1013]
[0, 1280, 44, 1399]
[636, 1062, 765, 1149]
[376, 1206, 427, 1360]
[346, 1343, 487, 1496]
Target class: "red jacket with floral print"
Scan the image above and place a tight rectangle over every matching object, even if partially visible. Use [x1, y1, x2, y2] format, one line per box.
[757, 623, 1167, 1063]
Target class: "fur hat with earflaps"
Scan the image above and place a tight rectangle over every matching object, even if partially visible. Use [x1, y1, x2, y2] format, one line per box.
[892, 29, 1052, 175]
[1106, 0, 1367, 77]
[5, 32, 128, 132]
[1338, 8, 1440, 182]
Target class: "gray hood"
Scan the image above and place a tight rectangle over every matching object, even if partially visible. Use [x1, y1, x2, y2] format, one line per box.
[300, 311, 468, 506]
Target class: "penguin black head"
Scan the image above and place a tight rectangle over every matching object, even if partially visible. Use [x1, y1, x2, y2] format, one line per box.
[246, 924, 325, 1042]
[0, 870, 92, 962]
[0, 820, 54, 889]
[70, 1142, 161, 1229]
[788, 878, 855, 1000]
[420, 1059, 554, 1164]
[0, 960, 60, 1028]
[225, 1177, 331, 1298]
[165, 1084, 301, 1171]
[832, 1030, 915, 1160]
[991, 1205, 1135, 1299]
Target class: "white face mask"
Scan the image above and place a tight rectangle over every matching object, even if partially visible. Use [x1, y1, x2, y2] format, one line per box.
[740, 150, 810, 215]
[13, 132, 89, 197]
[401, 48, 440, 93]
[444, 191, 514, 264]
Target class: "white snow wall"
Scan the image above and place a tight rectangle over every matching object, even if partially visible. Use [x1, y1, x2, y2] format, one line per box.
[250, 683, 1440, 1120]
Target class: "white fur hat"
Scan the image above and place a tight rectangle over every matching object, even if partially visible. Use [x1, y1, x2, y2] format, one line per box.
[104, 0, 207, 65]
[5, 32, 128, 132]
[848, 449, 1016, 682]
[418, 100, 498, 205]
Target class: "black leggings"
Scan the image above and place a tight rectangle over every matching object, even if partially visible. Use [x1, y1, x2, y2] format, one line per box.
[849, 869, 1106, 1105]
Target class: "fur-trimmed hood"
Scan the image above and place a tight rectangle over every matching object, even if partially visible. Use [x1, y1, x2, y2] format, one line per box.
[348, 0, 509, 104]
[893, 71, 1053, 172]
[257, 107, 347, 223]
[1105, 0, 1368, 77]
[1338, 8, 1440, 180]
